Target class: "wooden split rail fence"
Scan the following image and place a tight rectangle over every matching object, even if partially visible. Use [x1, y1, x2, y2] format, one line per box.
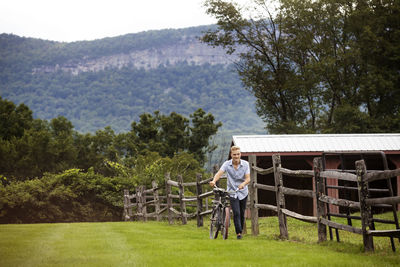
[124, 172, 226, 227]
[124, 153, 400, 252]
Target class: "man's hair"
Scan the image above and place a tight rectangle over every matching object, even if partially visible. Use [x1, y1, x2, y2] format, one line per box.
[230, 146, 241, 153]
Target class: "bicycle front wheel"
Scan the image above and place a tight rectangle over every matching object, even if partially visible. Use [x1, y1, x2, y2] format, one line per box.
[222, 207, 230, 240]
[209, 208, 221, 239]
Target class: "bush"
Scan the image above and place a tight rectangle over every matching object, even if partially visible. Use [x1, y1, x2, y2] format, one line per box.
[0, 168, 135, 223]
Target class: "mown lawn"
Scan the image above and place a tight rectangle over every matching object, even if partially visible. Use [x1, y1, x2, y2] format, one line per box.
[1, 214, 399, 267]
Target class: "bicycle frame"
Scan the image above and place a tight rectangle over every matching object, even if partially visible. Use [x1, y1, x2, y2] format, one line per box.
[209, 186, 235, 239]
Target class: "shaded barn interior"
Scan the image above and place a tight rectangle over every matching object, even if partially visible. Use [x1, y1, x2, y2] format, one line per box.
[323, 152, 398, 215]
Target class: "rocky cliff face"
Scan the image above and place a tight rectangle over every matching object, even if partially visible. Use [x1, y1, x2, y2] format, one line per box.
[33, 39, 235, 75]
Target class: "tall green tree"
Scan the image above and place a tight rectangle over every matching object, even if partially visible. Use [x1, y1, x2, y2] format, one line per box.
[202, 0, 319, 133]
[349, 0, 400, 132]
[202, 0, 400, 133]
[131, 111, 163, 154]
[130, 109, 221, 164]
[189, 108, 222, 163]
[159, 112, 190, 157]
[0, 97, 33, 140]
[279, 0, 400, 132]
[49, 116, 77, 171]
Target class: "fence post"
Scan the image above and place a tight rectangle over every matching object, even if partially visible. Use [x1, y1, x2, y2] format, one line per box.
[356, 160, 374, 252]
[136, 186, 143, 221]
[123, 189, 132, 221]
[178, 175, 187, 225]
[248, 155, 259, 236]
[142, 185, 147, 222]
[152, 180, 161, 221]
[314, 157, 327, 242]
[196, 173, 203, 227]
[273, 154, 288, 239]
[165, 173, 173, 224]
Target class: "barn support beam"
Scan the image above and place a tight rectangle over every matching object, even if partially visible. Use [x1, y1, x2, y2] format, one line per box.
[388, 155, 400, 210]
[324, 158, 341, 214]
[249, 155, 259, 235]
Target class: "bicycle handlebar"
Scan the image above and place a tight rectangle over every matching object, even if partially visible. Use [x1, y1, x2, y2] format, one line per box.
[213, 185, 240, 195]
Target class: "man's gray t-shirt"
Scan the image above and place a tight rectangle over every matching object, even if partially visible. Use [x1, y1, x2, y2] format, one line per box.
[220, 159, 250, 200]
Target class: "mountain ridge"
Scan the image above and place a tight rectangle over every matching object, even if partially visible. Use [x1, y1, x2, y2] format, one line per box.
[0, 26, 265, 135]
[32, 39, 236, 75]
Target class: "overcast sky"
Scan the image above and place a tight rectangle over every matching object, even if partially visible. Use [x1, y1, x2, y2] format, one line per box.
[0, 0, 247, 42]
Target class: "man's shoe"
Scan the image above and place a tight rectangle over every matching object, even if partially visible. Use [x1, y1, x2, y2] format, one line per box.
[237, 235, 242, 240]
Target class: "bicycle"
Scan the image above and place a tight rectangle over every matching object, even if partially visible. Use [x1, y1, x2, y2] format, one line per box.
[209, 186, 237, 240]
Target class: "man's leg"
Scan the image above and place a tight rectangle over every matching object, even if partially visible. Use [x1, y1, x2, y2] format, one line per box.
[229, 197, 242, 235]
[239, 196, 248, 231]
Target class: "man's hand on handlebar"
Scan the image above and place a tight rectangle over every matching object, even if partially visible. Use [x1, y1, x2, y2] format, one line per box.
[209, 180, 216, 187]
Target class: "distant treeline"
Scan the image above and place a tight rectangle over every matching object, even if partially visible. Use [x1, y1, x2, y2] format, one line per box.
[0, 97, 222, 180]
[0, 97, 221, 223]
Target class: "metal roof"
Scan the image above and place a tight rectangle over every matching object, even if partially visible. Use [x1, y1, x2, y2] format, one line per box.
[232, 134, 400, 154]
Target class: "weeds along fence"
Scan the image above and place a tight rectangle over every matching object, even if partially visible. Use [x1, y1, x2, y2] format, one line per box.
[123, 172, 225, 227]
[123, 153, 400, 252]
[248, 154, 400, 252]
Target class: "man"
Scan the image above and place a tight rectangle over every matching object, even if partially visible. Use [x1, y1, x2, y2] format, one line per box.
[209, 145, 250, 239]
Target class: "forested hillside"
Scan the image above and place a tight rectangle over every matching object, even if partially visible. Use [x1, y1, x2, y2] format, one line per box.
[0, 26, 265, 135]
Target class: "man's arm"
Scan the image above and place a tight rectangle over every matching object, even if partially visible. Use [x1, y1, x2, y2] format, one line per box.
[238, 173, 250, 190]
[209, 169, 224, 187]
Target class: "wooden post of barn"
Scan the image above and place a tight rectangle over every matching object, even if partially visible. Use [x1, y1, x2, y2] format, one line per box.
[178, 175, 187, 225]
[273, 154, 288, 239]
[152, 180, 161, 221]
[196, 173, 204, 227]
[314, 157, 327, 242]
[165, 173, 173, 224]
[356, 160, 374, 252]
[248, 155, 259, 236]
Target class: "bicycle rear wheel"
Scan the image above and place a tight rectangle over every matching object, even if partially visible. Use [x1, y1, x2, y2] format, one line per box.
[209, 208, 220, 239]
[222, 207, 230, 240]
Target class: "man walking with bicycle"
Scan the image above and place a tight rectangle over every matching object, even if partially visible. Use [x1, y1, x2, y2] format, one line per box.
[210, 146, 250, 239]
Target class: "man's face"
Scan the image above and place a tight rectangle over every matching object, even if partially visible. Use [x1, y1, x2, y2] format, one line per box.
[231, 150, 241, 163]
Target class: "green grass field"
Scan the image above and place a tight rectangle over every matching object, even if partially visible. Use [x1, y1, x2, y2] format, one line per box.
[1, 215, 400, 267]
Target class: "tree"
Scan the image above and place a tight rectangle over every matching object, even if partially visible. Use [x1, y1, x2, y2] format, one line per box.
[11, 120, 53, 179]
[76, 126, 122, 175]
[129, 109, 221, 163]
[131, 111, 163, 154]
[49, 116, 77, 171]
[349, 0, 400, 132]
[0, 97, 33, 140]
[279, 0, 400, 132]
[159, 112, 190, 157]
[202, 0, 319, 133]
[189, 108, 222, 164]
[202, 0, 400, 133]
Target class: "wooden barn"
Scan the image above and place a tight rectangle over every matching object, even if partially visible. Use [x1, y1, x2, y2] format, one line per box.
[230, 133, 400, 217]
